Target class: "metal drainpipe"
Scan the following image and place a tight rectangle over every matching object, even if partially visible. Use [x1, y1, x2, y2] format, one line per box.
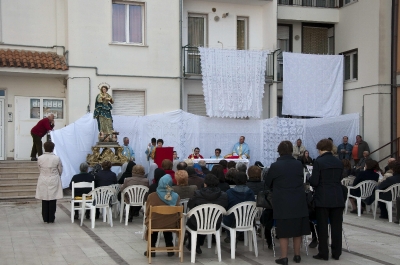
[179, 0, 183, 109]
[391, 0, 399, 155]
[66, 77, 91, 113]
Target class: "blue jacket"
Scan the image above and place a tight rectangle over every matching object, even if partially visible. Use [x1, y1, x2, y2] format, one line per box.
[223, 186, 255, 227]
[337, 143, 353, 160]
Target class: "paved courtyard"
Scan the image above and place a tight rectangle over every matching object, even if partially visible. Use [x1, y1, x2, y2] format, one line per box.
[0, 201, 399, 265]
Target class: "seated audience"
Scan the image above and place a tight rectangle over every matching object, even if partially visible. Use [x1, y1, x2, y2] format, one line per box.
[172, 170, 197, 199]
[352, 151, 371, 176]
[212, 165, 230, 192]
[198, 160, 210, 175]
[95, 160, 117, 188]
[227, 161, 236, 169]
[184, 159, 194, 167]
[176, 161, 188, 170]
[219, 160, 228, 175]
[117, 162, 128, 181]
[118, 161, 136, 184]
[223, 172, 255, 242]
[187, 174, 228, 254]
[69, 162, 94, 219]
[384, 158, 396, 173]
[298, 150, 313, 167]
[342, 159, 352, 179]
[236, 162, 247, 173]
[246, 165, 264, 195]
[145, 168, 165, 201]
[120, 165, 149, 219]
[225, 168, 238, 185]
[144, 175, 181, 258]
[349, 160, 380, 214]
[187, 166, 204, 190]
[380, 160, 396, 183]
[162, 159, 176, 185]
[193, 163, 205, 178]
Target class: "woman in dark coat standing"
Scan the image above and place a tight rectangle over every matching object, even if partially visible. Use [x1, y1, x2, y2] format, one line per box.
[309, 139, 345, 261]
[265, 141, 310, 265]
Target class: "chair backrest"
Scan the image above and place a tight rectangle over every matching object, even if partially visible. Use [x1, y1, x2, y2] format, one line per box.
[88, 187, 114, 207]
[354, 180, 378, 198]
[108, 184, 121, 203]
[186, 204, 227, 233]
[226, 201, 258, 229]
[384, 183, 400, 201]
[71, 181, 94, 198]
[180, 198, 189, 213]
[148, 205, 183, 229]
[122, 185, 149, 205]
[341, 178, 352, 186]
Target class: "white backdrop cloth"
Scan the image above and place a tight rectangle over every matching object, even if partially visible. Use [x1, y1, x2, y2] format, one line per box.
[199, 47, 268, 118]
[282, 52, 344, 118]
[52, 110, 359, 188]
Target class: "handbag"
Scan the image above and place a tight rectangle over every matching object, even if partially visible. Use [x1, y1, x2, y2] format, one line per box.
[256, 190, 273, 209]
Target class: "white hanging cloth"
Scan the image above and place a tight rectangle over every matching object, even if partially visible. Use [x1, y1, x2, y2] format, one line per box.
[199, 47, 269, 118]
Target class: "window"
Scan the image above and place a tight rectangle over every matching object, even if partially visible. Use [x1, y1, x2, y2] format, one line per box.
[342, 49, 358, 81]
[112, 2, 144, 44]
[277, 97, 283, 118]
[112, 90, 145, 116]
[187, 14, 207, 74]
[237, 17, 249, 50]
[344, 0, 357, 5]
[277, 25, 292, 81]
[187, 95, 207, 116]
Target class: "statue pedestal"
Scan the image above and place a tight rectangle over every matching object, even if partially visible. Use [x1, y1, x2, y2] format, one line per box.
[86, 143, 128, 167]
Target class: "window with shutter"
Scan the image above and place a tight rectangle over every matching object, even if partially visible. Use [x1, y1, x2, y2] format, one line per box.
[187, 95, 207, 116]
[112, 90, 145, 116]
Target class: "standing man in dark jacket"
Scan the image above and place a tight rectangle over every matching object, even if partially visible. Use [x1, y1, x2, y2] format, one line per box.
[69, 162, 95, 219]
[187, 174, 228, 254]
[310, 139, 345, 261]
[30, 114, 54, 161]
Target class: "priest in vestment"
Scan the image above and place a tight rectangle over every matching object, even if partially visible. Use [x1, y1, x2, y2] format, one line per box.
[188, 147, 204, 159]
[232, 136, 250, 159]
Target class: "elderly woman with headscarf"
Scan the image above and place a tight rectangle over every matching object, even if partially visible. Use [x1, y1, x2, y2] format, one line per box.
[144, 174, 181, 258]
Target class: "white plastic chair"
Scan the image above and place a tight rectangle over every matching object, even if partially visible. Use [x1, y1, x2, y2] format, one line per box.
[185, 204, 227, 263]
[373, 183, 400, 222]
[109, 184, 121, 219]
[70, 181, 94, 223]
[255, 207, 265, 248]
[345, 180, 377, 216]
[80, 187, 114, 229]
[120, 185, 149, 226]
[341, 178, 353, 187]
[222, 201, 258, 259]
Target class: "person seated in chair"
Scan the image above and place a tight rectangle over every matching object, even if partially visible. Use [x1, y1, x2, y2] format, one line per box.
[223, 172, 255, 243]
[186, 174, 228, 254]
[69, 162, 94, 219]
[246, 165, 264, 195]
[172, 170, 197, 199]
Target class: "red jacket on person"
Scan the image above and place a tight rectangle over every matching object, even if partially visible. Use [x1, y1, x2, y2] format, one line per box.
[31, 118, 54, 137]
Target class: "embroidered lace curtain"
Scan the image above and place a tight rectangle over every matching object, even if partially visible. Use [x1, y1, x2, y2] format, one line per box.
[199, 47, 268, 118]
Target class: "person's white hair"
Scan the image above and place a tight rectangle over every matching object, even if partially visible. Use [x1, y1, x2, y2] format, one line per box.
[198, 160, 206, 167]
[236, 162, 247, 173]
[184, 159, 194, 167]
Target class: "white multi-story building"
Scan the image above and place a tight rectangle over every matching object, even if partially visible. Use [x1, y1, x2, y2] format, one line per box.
[0, 0, 397, 162]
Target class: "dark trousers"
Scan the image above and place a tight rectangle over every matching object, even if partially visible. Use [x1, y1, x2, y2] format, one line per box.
[261, 209, 274, 245]
[31, 133, 43, 158]
[150, 231, 173, 247]
[396, 197, 400, 221]
[378, 201, 389, 218]
[42, 200, 57, 223]
[315, 207, 344, 259]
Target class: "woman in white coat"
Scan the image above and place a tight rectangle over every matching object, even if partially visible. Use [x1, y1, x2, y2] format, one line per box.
[35, 141, 63, 223]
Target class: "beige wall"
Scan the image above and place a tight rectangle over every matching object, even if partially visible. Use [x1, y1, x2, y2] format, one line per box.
[0, 75, 66, 159]
[278, 5, 339, 23]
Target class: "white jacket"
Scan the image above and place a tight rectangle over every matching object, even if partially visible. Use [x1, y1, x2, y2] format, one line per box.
[35, 152, 63, 200]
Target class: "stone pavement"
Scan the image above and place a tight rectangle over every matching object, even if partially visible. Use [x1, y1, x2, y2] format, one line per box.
[0, 201, 399, 265]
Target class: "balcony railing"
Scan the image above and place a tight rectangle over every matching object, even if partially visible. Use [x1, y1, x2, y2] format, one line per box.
[278, 0, 338, 8]
[182, 45, 274, 82]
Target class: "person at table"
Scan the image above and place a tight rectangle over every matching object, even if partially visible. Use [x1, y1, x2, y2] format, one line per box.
[30, 113, 55, 161]
[188, 147, 204, 159]
[231, 136, 250, 159]
[122, 137, 135, 161]
[208, 148, 223, 170]
[292, 138, 306, 160]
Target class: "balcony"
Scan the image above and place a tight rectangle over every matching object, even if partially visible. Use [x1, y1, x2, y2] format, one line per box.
[278, 0, 338, 8]
[182, 45, 274, 82]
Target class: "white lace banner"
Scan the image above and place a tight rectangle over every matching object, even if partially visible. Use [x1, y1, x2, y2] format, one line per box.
[282, 52, 344, 117]
[52, 110, 359, 188]
[199, 47, 268, 118]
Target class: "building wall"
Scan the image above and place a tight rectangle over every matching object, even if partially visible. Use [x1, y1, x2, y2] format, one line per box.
[0, 75, 66, 159]
[278, 5, 339, 23]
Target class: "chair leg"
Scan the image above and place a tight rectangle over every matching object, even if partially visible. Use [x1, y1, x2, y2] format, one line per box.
[125, 205, 130, 226]
[103, 208, 107, 223]
[108, 207, 113, 227]
[155, 232, 161, 247]
[388, 202, 393, 223]
[80, 205, 85, 226]
[261, 225, 265, 249]
[271, 227, 276, 258]
[342, 228, 350, 252]
[216, 230, 222, 262]
[356, 198, 361, 216]
[230, 228, 236, 259]
[120, 202, 124, 223]
[345, 198, 349, 214]
[71, 202, 74, 223]
[91, 207, 95, 229]
[207, 234, 212, 248]
[244, 231, 248, 246]
[248, 230, 253, 252]
[172, 233, 177, 247]
[252, 227, 258, 257]
[374, 200, 378, 219]
[142, 216, 146, 240]
[190, 232, 197, 263]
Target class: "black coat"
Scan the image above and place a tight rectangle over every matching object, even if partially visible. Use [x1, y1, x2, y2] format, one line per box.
[187, 187, 228, 230]
[95, 170, 117, 188]
[265, 155, 309, 219]
[377, 174, 400, 201]
[247, 180, 265, 195]
[350, 169, 379, 197]
[310, 152, 344, 208]
[69, 173, 95, 197]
